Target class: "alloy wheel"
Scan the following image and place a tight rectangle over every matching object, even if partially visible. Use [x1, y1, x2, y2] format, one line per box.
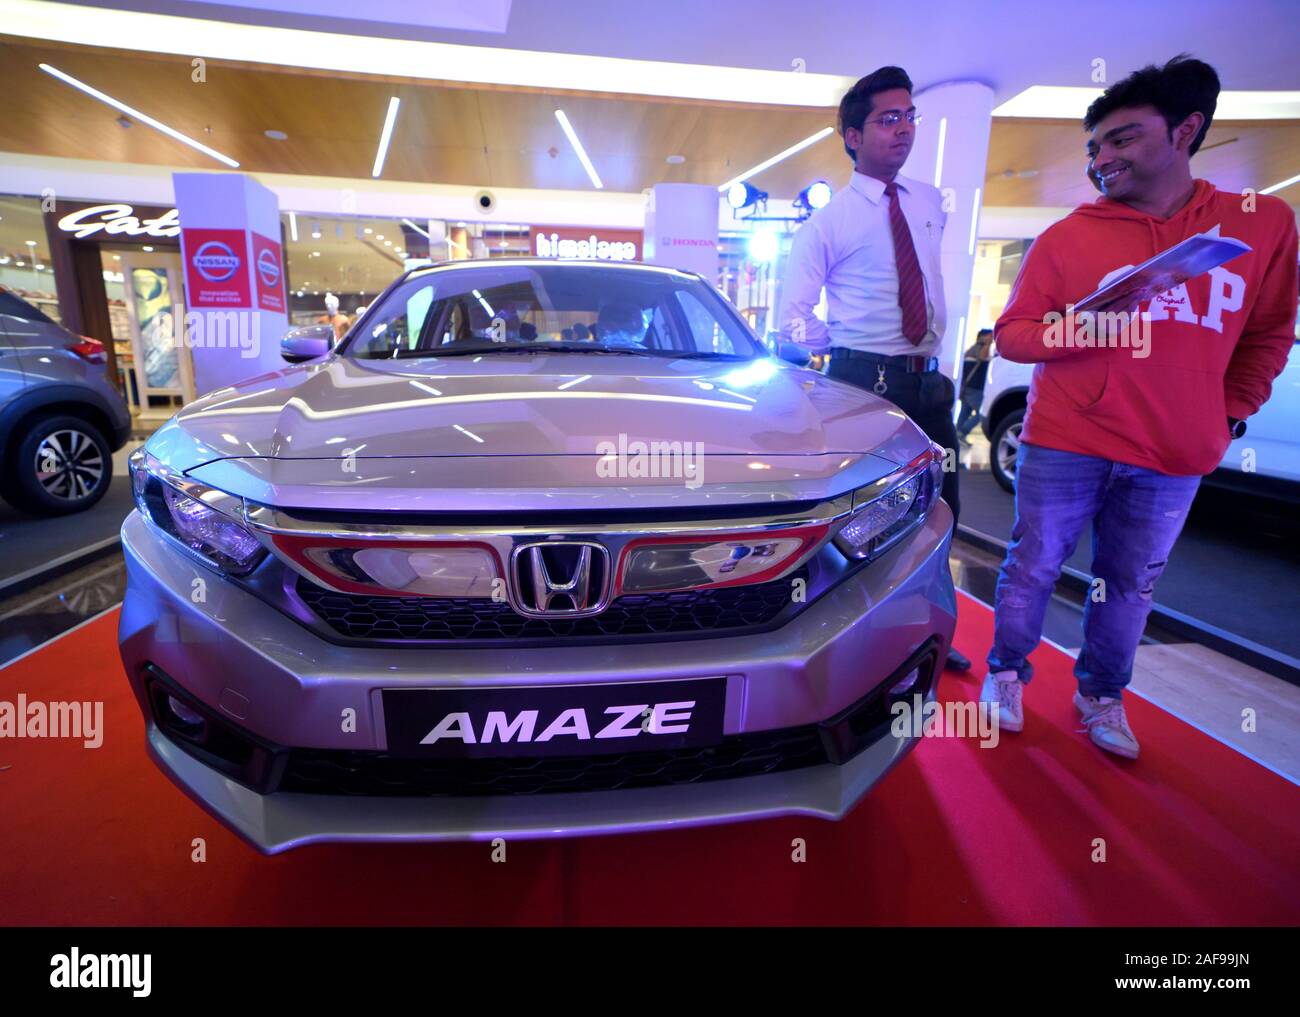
[34, 428, 106, 502]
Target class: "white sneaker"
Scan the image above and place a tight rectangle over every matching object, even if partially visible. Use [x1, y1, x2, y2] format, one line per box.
[979, 670, 1024, 733]
[1074, 692, 1140, 759]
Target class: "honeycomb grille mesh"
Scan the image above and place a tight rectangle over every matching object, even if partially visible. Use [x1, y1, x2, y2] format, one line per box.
[295, 567, 807, 643]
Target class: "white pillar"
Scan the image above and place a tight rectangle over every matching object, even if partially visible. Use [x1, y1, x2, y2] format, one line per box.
[902, 81, 995, 381]
[173, 172, 289, 397]
[644, 183, 719, 280]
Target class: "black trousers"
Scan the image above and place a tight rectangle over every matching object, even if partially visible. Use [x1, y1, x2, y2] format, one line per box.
[826, 357, 961, 524]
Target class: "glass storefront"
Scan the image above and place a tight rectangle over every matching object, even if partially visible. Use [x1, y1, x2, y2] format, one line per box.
[0, 195, 60, 322]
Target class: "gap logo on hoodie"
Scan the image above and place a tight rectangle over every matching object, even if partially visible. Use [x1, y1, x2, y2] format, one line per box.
[994, 180, 1298, 476]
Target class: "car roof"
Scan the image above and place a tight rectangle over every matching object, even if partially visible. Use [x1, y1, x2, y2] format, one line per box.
[403, 258, 706, 285]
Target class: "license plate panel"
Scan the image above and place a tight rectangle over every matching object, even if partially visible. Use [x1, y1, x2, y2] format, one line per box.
[382, 677, 727, 758]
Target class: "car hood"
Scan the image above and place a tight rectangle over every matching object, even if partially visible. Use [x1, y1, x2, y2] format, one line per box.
[150, 353, 932, 511]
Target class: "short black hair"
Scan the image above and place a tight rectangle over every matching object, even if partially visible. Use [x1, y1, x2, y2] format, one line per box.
[838, 66, 913, 161]
[1083, 54, 1220, 156]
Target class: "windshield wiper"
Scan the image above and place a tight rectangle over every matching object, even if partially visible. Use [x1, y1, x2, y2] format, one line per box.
[384, 345, 758, 360]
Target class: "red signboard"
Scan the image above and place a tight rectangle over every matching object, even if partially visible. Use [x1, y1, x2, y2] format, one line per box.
[181, 227, 250, 308]
[251, 232, 285, 313]
[528, 225, 643, 261]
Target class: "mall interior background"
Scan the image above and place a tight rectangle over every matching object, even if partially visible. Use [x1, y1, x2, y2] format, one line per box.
[1, 0, 1298, 772]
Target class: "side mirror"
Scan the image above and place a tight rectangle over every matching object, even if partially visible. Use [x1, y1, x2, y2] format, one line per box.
[281, 324, 334, 364]
[775, 339, 812, 368]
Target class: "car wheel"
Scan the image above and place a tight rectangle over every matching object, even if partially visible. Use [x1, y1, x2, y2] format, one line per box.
[989, 408, 1024, 494]
[4, 414, 114, 515]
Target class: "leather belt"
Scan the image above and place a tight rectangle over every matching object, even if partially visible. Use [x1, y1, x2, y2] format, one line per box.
[829, 347, 940, 373]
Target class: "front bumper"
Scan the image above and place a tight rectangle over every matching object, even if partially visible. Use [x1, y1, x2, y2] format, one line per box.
[119, 504, 956, 853]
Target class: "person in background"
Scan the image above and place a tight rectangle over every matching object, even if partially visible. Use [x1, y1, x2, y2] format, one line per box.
[956, 328, 994, 443]
[318, 292, 350, 342]
[981, 55, 1298, 758]
[778, 65, 971, 673]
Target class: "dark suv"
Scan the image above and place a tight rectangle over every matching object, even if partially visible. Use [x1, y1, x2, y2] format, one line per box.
[0, 286, 132, 514]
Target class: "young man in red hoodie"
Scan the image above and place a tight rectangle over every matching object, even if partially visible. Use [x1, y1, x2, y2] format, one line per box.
[982, 55, 1298, 758]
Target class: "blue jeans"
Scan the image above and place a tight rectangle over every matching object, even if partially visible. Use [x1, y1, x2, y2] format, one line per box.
[988, 443, 1201, 700]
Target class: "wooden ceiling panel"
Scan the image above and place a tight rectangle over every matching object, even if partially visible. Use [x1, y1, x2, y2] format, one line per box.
[2, 35, 1295, 209]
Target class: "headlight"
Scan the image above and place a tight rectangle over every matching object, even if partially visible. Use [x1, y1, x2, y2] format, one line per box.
[833, 445, 944, 560]
[130, 449, 266, 576]
[619, 535, 811, 593]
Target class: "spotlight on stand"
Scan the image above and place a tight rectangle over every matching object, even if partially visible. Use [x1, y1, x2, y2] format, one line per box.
[795, 179, 833, 218]
[727, 181, 768, 211]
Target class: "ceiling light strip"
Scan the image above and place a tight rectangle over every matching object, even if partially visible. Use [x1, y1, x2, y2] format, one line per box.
[1260, 172, 1300, 195]
[554, 110, 603, 190]
[371, 96, 400, 178]
[38, 62, 239, 168]
[994, 84, 1300, 120]
[718, 127, 834, 193]
[933, 116, 947, 188]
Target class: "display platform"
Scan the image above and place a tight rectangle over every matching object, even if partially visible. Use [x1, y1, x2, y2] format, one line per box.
[1, 592, 1296, 926]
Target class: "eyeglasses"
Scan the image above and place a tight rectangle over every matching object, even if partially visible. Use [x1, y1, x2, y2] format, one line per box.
[864, 111, 922, 128]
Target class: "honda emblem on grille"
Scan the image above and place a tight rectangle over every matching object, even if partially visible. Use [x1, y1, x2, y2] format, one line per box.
[510, 541, 611, 618]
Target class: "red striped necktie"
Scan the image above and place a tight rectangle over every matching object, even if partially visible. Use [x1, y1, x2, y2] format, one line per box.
[884, 180, 928, 345]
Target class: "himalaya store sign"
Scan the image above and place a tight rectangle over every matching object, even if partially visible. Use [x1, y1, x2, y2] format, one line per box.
[530, 226, 643, 262]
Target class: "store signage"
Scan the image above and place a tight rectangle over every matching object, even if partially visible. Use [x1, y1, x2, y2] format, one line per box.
[194, 241, 240, 282]
[530, 226, 642, 262]
[57, 203, 181, 240]
[252, 232, 285, 313]
[181, 227, 250, 308]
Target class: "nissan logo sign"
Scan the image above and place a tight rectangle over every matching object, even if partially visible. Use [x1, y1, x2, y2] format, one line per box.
[193, 241, 241, 282]
[256, 247, 281, 287]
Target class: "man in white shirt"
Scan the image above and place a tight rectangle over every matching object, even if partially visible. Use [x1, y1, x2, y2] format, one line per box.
[780, 66, 969, 672]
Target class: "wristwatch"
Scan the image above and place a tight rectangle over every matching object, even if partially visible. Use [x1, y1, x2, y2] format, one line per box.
[1228, 416, 1247, 439]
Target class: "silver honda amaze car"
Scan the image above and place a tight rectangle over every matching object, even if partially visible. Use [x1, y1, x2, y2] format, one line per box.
[119, 259, 956, 853]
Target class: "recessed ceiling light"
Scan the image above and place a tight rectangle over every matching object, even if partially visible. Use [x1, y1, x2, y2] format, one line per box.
[264, 129, 288, 141]
[384, 240, 392, 246]
[16, 260, 24, 267]
[25, 240, 36, 246]
[666, 154, 686, 164]
[142, 246, 153, 252]
[364, 227, 373, 235]
[112, 255, 121, 261]
[39, 63, 240, 167]
[376, 235, 384, 241]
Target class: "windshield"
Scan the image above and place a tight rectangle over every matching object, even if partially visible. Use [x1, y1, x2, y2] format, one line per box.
[345, 263, 765, 360]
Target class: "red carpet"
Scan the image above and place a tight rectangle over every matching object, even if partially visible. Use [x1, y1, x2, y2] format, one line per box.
[2, 595, 1297, 926]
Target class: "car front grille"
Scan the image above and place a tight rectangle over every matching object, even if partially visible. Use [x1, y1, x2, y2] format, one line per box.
[278, 725, 830, 798]
[294, 566, 808, 644]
